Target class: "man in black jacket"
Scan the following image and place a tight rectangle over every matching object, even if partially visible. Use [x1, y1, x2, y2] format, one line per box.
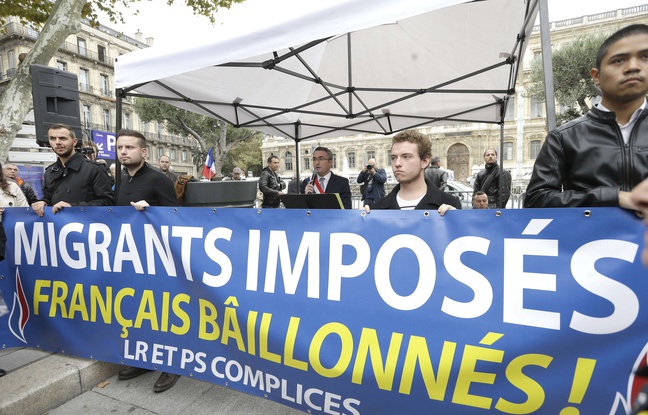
[473, 149, 511, 209]
[114, 129, 181, 393]
[368, 130, 460, 213]
[259, 155, 285, 208]
[31, 124, 113, 216]
[525, 24, 648, 209]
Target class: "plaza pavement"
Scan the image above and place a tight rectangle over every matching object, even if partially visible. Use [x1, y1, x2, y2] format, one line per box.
[0, 347, 305, 415]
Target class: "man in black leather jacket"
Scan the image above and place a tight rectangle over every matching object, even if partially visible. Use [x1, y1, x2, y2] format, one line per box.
[473, 149, 511, 208]
[259, 155, 285, 208]
[525, 24, 648, 209]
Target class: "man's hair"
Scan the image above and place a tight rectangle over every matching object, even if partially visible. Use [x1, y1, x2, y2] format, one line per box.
[474, 191, 487, 196]
[116, 129, 146, 147]
[431, 157, 441, 166]
[267, 155, 279, 163]
[48, 123, 75, 138]
[392, 130, 431, 160]
[484, 148, 498, 157]
[313, 146, 333, 160]
[596, 24, 648, 69]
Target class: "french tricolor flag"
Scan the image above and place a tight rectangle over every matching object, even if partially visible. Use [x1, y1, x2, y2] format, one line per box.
[202, 147, 217, 180]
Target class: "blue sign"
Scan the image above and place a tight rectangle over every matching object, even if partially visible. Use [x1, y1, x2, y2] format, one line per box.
[91, 130, 116, 160]
[0, 207, 646, 414]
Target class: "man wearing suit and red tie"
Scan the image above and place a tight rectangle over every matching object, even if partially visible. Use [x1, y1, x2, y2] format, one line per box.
[300, 146, 352, 209]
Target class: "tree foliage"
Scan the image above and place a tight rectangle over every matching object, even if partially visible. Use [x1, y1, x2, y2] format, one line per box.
[0, 0, 244, 162]
[133, 97, 261, 178]
[221, 134, 263, 178]
[1, 0, 242, 29]
[526, 33, 609, 125]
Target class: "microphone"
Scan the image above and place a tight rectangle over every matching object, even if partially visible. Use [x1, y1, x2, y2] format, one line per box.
[309, 171, 317, 194]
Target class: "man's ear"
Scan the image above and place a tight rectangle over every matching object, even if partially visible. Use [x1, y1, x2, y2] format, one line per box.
[590, 67, 600, 86]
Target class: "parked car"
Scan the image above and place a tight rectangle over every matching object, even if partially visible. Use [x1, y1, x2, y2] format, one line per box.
[445, 181, 473, 209]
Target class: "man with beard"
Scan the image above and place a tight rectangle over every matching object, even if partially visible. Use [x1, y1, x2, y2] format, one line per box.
[31, 124, 113, 216]
[525, 24, 648, 208]
[259, 155, 286, 208]
[366, 130, 460, 213]
[114, 129, 180, 392]
[473, 149, 511, 209]
[158, 154, 177, 183]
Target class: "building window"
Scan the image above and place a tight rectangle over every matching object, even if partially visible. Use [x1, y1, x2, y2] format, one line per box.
[103, 109, 111, 130]
[532, 51, 541, 65]
[7, 50, 15, 76]
[100, 74, 109, 96]
[285, 151, 293, 171]
[79, 68, 90, 92]
[505, 98, 515, 120]
[157, 123, 163, 138]
[530, 97, 543, 118]
[366, 150, 375, 161]
[56, 60, 67, 71]
[182, 151, 187, 163]
[157, 147, 164, 159]
[303, 157, 310, 170]
[530, 140, 542, 159]
[124, 113, 131, 129]
[83, 105, 91, 128]
[170, 148, 176, 161]
[386, 150, 391, 166]
[332, 153, 337, 170]
[347, 151, 356, 169]
[503, 142, 513, 161]
[77, 37, 87, 56]
[97, 45, 106, 63]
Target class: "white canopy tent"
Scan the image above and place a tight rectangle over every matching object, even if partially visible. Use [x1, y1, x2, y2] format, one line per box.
[115, 0, 540, 181]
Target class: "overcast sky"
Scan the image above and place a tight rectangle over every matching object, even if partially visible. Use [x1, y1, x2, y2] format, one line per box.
[105, 0, 647, 48]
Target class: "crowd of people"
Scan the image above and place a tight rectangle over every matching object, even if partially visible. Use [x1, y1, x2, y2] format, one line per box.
[2, 23, 648, 391]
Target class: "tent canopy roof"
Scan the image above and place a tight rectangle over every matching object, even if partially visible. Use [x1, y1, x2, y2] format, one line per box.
[115, 0, 539, 141]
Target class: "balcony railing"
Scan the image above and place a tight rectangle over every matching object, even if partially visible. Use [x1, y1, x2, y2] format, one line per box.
[0, 22, 115, 67]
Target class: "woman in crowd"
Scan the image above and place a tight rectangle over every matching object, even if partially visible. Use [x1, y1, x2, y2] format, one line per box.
[0, 162, 28, 208]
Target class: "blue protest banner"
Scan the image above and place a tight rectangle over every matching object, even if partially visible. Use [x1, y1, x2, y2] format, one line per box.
[0, 207, 646, 414]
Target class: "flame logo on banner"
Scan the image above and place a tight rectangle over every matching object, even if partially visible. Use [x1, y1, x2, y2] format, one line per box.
[9, 269, 29, 343]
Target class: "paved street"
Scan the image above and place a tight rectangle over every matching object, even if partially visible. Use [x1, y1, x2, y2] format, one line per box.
[0, 347, 305, 415]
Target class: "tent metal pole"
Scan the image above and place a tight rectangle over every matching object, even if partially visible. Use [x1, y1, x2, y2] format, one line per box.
[115, 89, 124, 191]
[499, 99, 506, 209]
[295, 123, 301, 193]
[539, 0, 556, 131]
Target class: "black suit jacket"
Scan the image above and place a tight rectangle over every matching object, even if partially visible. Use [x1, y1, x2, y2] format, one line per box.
[300, 172, 352, 209]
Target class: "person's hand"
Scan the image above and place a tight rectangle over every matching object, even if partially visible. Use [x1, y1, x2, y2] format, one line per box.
[304, 182, 314, 194]
[364, 205, 371, 213]
[630, 180, 648, 217]
[438, 204, 456, 216]
[620, 190, 642, 213]
[31, 201, 46, 217]
[51, 201, 71, 214]
[130, 200, 150, 211]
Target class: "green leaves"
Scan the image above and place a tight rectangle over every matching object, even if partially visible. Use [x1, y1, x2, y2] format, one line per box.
[526, 33, 609, 124]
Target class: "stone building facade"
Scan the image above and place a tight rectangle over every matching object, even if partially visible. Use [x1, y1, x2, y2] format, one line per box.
[261, 4, 648, 191]
[0, 17, 196, 175]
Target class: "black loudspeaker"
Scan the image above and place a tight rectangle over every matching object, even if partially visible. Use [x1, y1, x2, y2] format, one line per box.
[30, 64, 83, 147]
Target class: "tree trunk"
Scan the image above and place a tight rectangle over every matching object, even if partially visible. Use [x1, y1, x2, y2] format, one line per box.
[0, 0, 84, 162]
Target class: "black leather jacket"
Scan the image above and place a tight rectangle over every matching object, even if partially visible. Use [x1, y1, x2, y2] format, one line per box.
[525, 105, 648, 207]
